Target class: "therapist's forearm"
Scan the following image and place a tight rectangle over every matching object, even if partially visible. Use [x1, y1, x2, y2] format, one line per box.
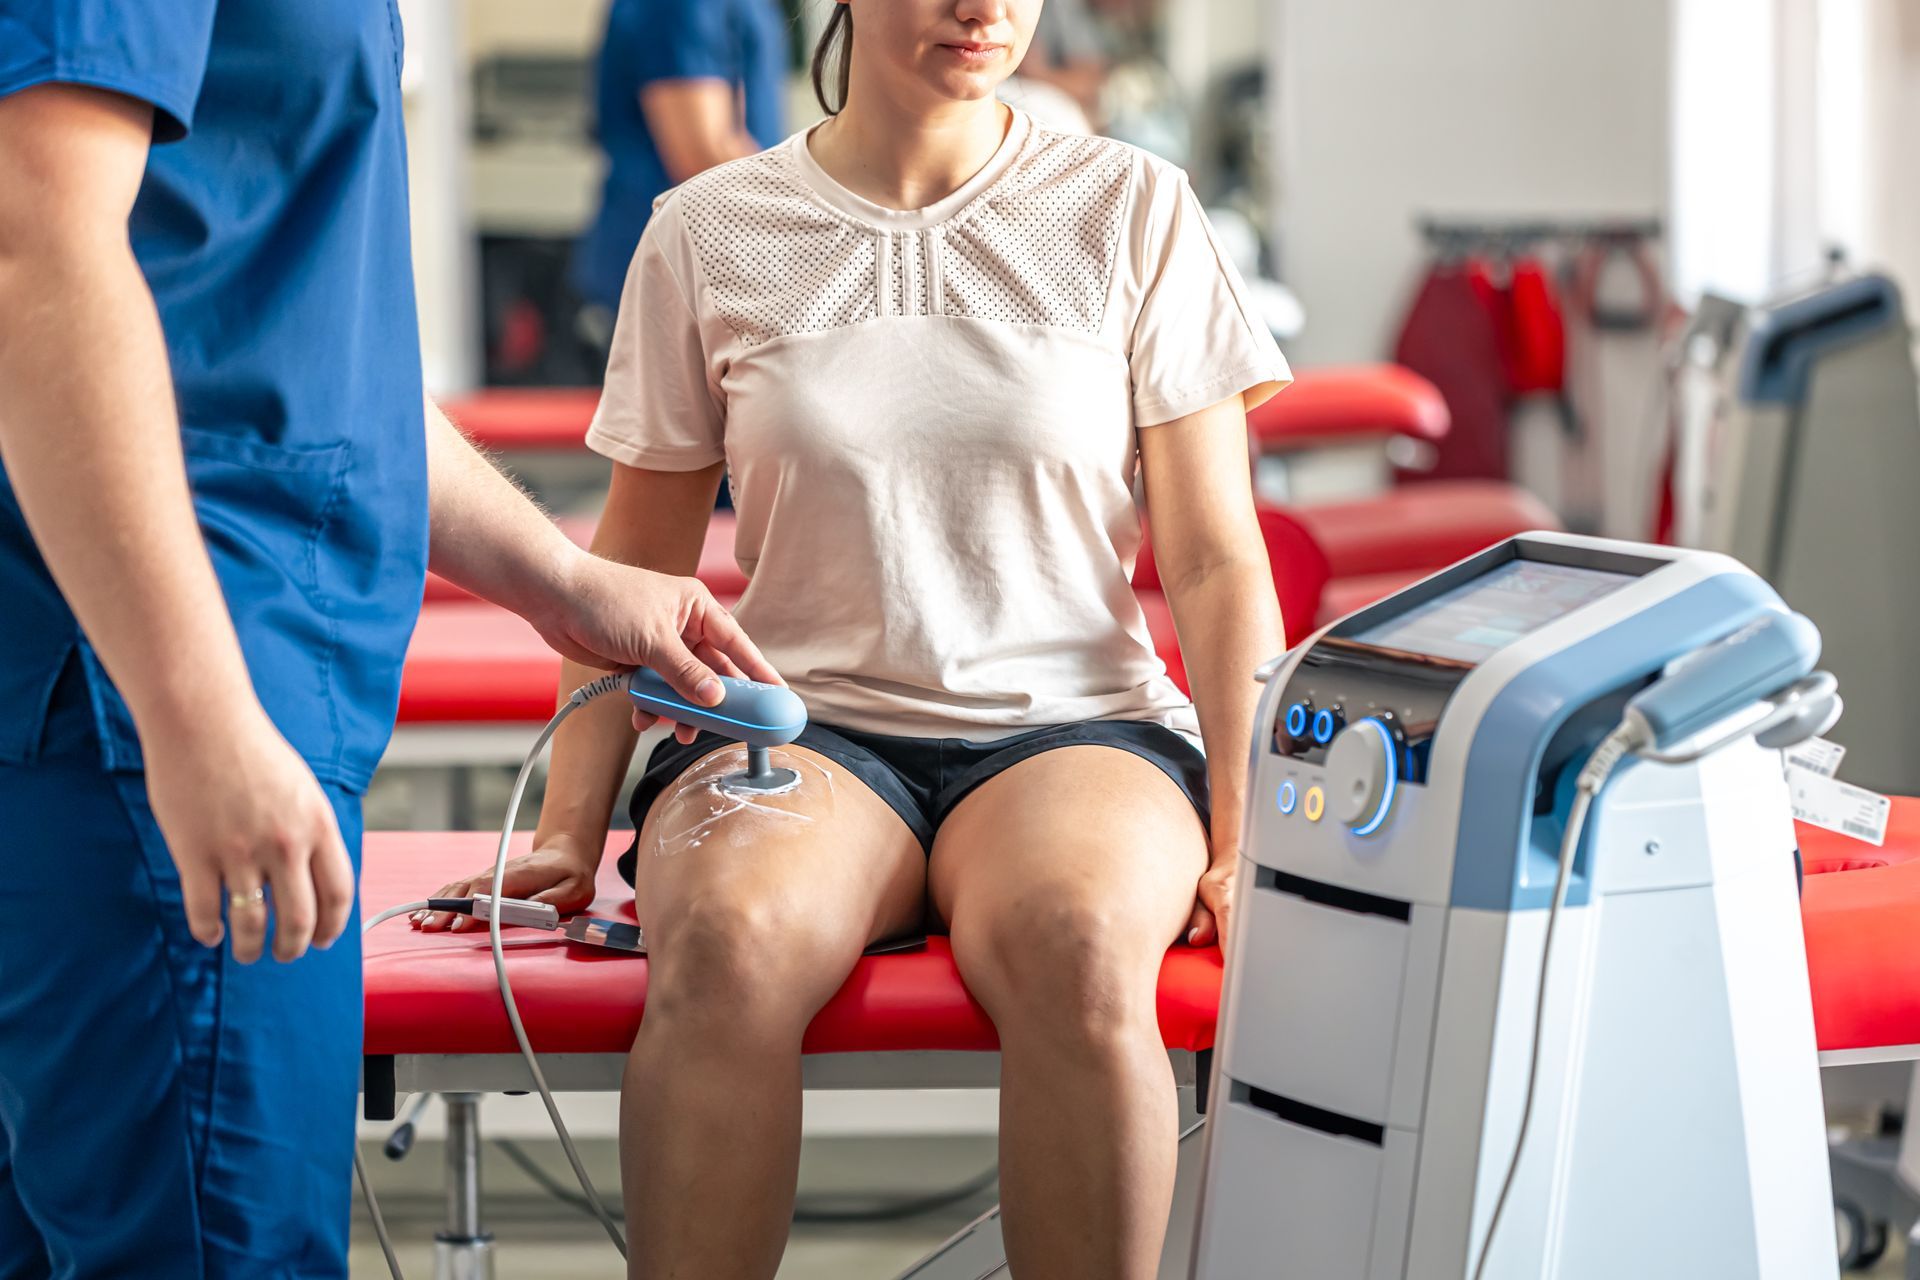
[1165, 562, 1284, 862]
[0, 213, 257, 739]
[425, 398, 580, 629]
[535, 462, 723, 854]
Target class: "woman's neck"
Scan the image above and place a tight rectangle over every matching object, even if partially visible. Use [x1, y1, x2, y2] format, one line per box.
[810, 89, 1011, 212]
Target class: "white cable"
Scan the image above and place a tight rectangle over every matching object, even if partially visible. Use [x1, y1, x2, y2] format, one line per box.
[487, 674, 630, 1257]
[366, 900, 433, 932]
[356, 900, 433, 1280]
[352, 671, 634, 1276]
[353, 1146, 405, 1279]
[1470, 726, 1637, 1280]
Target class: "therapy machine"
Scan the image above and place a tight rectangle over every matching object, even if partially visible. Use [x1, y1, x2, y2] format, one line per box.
[1689, 272, 1920, 795]
[1191, 532, 1841, 1279]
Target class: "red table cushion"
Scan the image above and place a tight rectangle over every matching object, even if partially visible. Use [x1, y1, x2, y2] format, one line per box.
[1247, 364, 1450, 452]
[361, 817, 1920, 1061]
[1295, 480, 1559, 580]
[441, 388, 598, 452]
[424, 513, 750, 605]
[1800, 799, 1920, 1053]
[1316, 569, 1434, 628]
[361, 832, 1224, 1057]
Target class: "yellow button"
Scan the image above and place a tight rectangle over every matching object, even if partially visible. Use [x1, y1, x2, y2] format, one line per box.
[1303, 786, 1325, 822]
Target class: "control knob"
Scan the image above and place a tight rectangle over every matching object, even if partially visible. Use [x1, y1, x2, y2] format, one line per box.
[1324, 717, 1398, 835]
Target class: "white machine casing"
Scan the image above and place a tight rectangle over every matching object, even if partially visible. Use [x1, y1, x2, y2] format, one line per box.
[1188, 532, 1834, 1279]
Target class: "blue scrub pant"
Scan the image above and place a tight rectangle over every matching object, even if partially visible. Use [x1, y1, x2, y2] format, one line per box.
[0, 742, 361, 1277]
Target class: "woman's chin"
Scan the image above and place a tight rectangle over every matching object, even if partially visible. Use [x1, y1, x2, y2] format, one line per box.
[920, 63, 1013, 104]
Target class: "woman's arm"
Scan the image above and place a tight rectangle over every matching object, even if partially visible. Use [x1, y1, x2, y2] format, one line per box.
[419, 460, 726, 929]
[534, 461, 726, 852]
[1137, 396, 1286, 947]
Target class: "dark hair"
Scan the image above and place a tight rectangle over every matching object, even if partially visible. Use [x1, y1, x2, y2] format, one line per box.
[811, 6, 854, 115]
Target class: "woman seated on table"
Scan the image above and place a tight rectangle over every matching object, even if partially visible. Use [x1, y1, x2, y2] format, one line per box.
[417, 1, 1290, 1276]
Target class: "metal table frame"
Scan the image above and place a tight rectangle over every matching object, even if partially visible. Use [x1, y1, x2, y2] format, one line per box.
[363, 1048, 1212, 1280]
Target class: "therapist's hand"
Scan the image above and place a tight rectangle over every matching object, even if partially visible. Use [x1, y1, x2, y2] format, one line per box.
[529, 550, 782, 735]
[143, 706, 355, 964]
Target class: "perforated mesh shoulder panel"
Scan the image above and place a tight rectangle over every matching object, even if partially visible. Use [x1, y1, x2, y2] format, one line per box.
[671, 125, 1135, 345]
[676, 149, 878, 347]
[940, 130, 1133, 331]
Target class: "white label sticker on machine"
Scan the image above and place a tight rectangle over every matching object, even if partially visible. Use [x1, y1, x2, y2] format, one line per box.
[1783, 736, 1847, 778]
[1788, 768, 1890, 846]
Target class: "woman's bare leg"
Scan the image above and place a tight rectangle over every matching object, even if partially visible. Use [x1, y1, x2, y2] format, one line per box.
[931, 746, 1208, 1280]
[622, 745, 926, 1280]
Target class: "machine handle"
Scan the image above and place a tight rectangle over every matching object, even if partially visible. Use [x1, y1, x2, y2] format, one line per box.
[1624, 612, 1821, 751]
[626, 669, 807, 749]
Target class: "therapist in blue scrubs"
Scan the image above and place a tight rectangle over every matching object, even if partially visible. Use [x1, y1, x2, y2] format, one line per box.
[571, 0, 789, 327]
[0, 3, 777, 1277]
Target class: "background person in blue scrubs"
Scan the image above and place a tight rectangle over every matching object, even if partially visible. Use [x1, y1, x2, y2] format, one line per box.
[571, 0, 790, 350]
[0, 3, 775, 1277]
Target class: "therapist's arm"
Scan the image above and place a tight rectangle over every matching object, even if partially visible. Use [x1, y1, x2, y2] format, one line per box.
[1138, 396, 1286, 948]
[0, 84, 352, 965]
[417, 460, 724, 930]
[640, 80, 762, 183]
[425, 398, 774, 703]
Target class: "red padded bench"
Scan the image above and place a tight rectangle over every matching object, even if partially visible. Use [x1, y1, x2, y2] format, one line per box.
[362, 814, 1919, 1077]
[358, 806, 1920, 1271]
[362, 832, 1222, 1065]
[440, 388, 598, 453]
[1249, 366, 1560, 612]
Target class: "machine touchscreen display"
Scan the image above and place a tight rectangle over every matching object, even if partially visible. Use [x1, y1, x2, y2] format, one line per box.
[1352, 560, 1635, 663]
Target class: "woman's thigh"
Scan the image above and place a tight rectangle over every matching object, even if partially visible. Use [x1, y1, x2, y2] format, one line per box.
[928, 746, 1209, 972]
[632, 743, 927, 963]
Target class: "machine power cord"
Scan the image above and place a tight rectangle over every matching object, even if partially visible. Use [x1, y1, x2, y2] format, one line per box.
[1470, 725, 1636, 1280]
[491, 1137, 1001, 1226]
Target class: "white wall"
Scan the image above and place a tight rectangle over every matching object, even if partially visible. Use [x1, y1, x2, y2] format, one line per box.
[1268, 0, 1671, 366]
[1670, 0, 1920, 308]
[1853, 0, 1920, 302]
[400, 0, 481, 395]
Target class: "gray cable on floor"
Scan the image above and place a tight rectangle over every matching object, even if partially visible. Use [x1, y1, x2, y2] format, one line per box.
[354, 1146, 405, 1280]
[490, 1137, 1000, 1225]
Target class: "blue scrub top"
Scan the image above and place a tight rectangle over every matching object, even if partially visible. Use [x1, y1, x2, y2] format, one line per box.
[571, 0, 789, 311]
[0, 0, 430, 793]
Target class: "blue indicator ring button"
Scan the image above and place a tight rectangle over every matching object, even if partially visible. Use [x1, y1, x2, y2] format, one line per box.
[1284, 702, 1310, 739]
[1277, 780, 1298, 815]
[1312, 707, 1343, 745]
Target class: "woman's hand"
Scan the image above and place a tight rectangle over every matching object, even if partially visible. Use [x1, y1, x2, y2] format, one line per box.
[412, 834, 601, 933]
[1185, 855, 1237, 949]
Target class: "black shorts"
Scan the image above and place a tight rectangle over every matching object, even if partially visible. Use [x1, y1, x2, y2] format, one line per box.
[618, 719, 1211, 886]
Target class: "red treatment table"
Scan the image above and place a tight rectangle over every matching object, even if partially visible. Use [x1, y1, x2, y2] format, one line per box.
[439, 388, 598, 452]
[360, 809, 1920, 1275]
[437, 389, 607, 510]
[360, 831, 1223, 1277]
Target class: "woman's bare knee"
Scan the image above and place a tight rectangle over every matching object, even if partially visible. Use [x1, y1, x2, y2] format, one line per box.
[646, 890, 859, 1030]
[953, 894, 1163, 1049]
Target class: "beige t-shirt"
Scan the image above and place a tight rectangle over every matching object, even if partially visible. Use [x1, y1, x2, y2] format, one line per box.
[588, 108, 1291, 743]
